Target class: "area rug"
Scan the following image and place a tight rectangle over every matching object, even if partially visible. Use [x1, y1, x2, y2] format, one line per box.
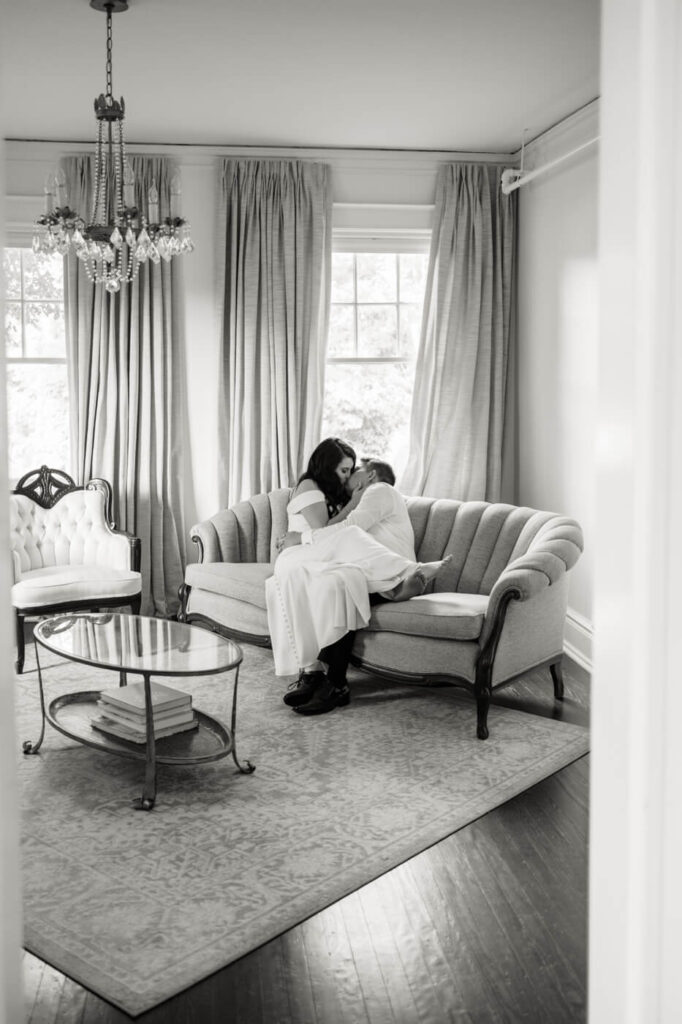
[15, 643, 589, 1017]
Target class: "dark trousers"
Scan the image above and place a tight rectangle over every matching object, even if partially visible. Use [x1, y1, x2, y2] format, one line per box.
[319, 630, 356, 687]
[319, 594, 387, 687]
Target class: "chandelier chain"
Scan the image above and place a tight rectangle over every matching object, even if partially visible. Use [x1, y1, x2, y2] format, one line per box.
[106, 7, 113, 101]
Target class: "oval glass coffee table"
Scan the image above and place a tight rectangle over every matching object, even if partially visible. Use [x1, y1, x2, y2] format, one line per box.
[24, 612, 255, 810]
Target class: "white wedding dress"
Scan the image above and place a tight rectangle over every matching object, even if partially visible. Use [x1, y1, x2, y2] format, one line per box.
[265, 488, 418, 677]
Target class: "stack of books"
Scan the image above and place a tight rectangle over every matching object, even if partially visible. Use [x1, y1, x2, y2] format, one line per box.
[91, 680, 198, 744]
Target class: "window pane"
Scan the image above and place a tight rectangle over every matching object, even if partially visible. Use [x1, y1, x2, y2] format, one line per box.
[356, 253, 396, 302]
[6, 364, 70, 482]
[331, 253, 355, 302]
[24, 302, 66, 357]
[2, 249, 21, 299]
[399, 254, 429, 302]
[5, 301, 22, 356]
[322, 361, 414, 479]
[357, 305, 398, 356]
[328, 305, 355, 356]
[22, 250, 64, 300]
[400, 303, 423, 358]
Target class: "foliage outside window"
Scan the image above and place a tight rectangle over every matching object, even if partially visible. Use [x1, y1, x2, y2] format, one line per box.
[3, 248, 69, 483]
[322, 251, 429, 480]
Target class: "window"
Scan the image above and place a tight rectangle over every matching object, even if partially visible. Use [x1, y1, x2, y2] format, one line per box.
[3, 248, 70, 484]
[322, 250, 429, 479]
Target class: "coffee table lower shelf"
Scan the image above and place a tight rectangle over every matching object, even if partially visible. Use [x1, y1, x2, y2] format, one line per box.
[46, 690, 233, 765]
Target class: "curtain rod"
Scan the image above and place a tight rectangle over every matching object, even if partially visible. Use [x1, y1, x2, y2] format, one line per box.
[501, 136, 599, 195]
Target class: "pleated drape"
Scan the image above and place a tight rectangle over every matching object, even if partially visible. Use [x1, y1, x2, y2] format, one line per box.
[217, 159, 332, 505]
[400, 163, 517, 502]
[61, 154, 186, 616]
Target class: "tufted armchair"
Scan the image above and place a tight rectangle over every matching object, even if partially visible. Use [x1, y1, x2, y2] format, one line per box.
[10, 466, 142, 673]
[179, 488, 584, 739]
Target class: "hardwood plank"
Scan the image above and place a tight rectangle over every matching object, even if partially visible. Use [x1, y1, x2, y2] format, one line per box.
[54, 975, 87, 1024]
[22, 951, 46, 1022]
[357, 882, 425, 1023]
[279, 921, 319, 1024]
[450, 820, 585, 1022]
[389, 861, 477, 1023]
[28, 958, 65, 1024]
[255, 931, 294, 1024]
[300, 901, 368, 1024]
[338, 890, 398, 1024]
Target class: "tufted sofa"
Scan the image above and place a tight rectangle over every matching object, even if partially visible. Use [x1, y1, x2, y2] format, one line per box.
[10, 466, 141, 673]
[178, 488, 583, 739]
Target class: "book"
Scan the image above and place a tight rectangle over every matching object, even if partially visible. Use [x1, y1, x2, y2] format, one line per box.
[95, 703, 196, 732]
[95, 700, 194, 728]
[99, 680, 191, 715]
[91, 714, 199, 744]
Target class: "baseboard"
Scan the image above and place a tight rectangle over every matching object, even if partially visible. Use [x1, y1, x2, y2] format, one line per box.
[564, 606, 592, 675]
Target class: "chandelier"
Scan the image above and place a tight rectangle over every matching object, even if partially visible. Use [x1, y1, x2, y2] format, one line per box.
[32, 0, 193, 293]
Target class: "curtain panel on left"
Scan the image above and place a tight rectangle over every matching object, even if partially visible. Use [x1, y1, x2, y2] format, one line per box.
[61, 154, 186, 616]
[217, 159, 332, 506]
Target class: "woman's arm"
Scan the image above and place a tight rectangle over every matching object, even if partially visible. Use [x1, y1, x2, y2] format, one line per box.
[290, 481, 330, 529]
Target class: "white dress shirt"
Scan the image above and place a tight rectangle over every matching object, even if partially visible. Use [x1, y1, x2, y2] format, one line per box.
[303, 482, 417, 562]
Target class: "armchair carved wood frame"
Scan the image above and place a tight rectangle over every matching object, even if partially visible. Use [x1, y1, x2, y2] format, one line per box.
[10, 466, 142, 674]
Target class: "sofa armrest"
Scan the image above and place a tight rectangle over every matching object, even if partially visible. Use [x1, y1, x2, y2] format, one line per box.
[190, 516, 231, 563]
[189, 490, 291, 565]
[478, 516, 583, 649]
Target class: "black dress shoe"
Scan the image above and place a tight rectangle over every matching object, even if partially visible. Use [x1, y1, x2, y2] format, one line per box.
[283, 670, 326, 707]
[293, 680, 351, 716]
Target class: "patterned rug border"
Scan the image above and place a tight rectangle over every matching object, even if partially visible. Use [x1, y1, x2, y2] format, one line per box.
[17, 648, 589, 1017]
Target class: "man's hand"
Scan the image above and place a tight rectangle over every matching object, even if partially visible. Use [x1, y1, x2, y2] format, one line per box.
[276, 531, 303, 552]
[346, 480, 365, 510]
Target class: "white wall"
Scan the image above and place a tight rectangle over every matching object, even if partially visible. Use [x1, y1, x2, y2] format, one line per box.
[516, 102, 599, 670]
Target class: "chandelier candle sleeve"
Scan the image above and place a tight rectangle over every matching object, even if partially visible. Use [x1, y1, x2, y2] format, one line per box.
[32, 0, 194, 292]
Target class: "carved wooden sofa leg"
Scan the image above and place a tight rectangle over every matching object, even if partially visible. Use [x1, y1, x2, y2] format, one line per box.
[550, 659, 564, 700]
[473, 588, 521, 740]
[474, 675, 492, 741]
[177, 583, 191, 623]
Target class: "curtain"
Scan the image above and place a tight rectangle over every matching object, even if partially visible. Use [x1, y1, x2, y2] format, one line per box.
[400, 163, 517, 502]
[61, 154, 186, 616]
[217, 159, 332, 506]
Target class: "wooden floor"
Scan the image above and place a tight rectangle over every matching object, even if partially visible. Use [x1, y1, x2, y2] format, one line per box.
[23, 662, 590, 1024]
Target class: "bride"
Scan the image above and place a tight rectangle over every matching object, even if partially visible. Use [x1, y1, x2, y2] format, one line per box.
[265, 437, 450, 691]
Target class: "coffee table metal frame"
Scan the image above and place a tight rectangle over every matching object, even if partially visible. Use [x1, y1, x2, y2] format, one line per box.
[23, 612, 255, 810]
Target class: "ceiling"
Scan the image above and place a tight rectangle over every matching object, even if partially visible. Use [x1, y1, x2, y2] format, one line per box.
[1, 0, 600, 153]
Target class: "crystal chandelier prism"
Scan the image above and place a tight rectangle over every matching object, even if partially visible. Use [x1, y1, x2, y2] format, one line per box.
[32, 0, 193, 293]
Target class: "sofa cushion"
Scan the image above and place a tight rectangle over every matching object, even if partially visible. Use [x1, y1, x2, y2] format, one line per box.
[12, 565, 141, 609]
[185, 562, 272, 609]
[365, 592, 489, 641]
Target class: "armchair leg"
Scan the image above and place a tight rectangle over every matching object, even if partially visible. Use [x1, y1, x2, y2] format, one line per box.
[550, 660, 564, 701]
[15, 612, 25, 675]
[130, 594, 142, 615]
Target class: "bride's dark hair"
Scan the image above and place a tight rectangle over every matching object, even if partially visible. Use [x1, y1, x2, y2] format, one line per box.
[299, 437, 356, 514]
